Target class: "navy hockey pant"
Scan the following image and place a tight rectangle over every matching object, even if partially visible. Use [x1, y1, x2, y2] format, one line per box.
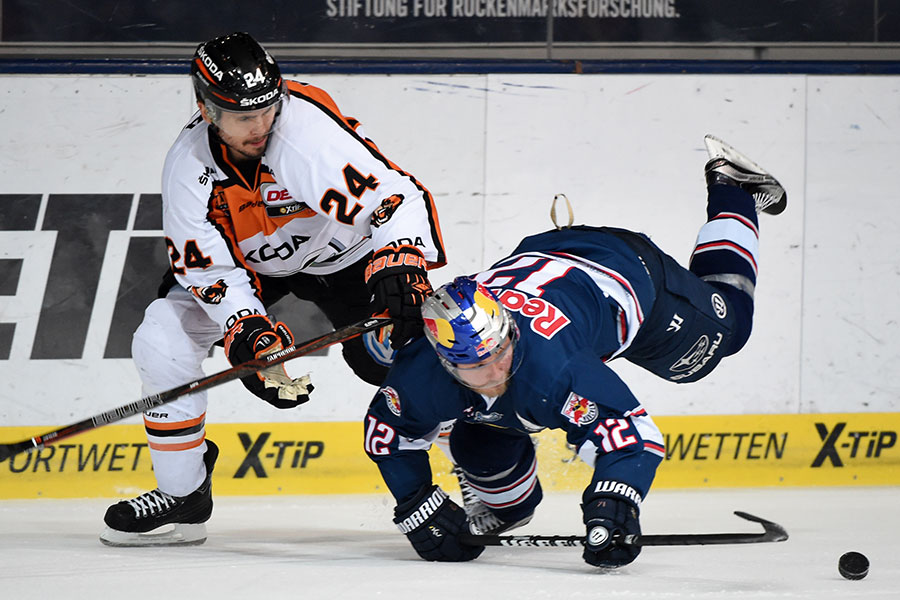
[618, 185, 759, 383]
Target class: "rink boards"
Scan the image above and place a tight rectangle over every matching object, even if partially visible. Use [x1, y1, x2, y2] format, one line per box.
[1, 412, 897, 499]
[2, 72, 900, 501]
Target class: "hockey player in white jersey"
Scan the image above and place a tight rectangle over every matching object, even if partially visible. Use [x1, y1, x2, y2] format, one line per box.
[364, 136, 786, 567]
[100, 32, 446, 546]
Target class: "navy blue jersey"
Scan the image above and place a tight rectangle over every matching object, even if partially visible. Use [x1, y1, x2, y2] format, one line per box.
[364, 227, 667, 507]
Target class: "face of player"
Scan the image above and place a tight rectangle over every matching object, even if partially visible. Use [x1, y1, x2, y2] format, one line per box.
[201, 102, 279, 161]
[453, 337, 516, 397]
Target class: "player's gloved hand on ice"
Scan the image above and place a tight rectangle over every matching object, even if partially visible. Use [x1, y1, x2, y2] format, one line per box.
[394, 484, 485, 562]
[365, 245, 433, 350]
[582, 494, 642, 568]
[224, 314, 313, 409]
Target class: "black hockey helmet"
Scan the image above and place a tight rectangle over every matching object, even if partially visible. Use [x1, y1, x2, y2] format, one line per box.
[191, 32, 286, 123]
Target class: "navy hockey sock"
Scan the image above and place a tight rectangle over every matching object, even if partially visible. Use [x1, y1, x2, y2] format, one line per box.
[690, 184, 759, 354]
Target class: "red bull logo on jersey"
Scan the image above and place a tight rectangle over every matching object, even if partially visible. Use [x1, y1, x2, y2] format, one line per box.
[496, 289, 570, 340]
[561, 392, 599, 426]
[381, 386, 402, 417]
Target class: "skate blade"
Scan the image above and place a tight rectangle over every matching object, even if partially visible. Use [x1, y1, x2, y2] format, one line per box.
[99, 523, 208, 547]
[703, 134, 772, 176]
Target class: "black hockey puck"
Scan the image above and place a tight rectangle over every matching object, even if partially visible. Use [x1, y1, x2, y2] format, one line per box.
[838, 551, 869, 580]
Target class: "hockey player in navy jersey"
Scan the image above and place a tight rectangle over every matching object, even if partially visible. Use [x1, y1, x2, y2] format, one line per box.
[364, 135, 787, 568]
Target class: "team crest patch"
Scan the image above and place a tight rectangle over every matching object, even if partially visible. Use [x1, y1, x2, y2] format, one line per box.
[561, 392, 599, 426]
[370, 194, 404, 227]
[382, 386, 402, 416]
[189, 279, 227, 305]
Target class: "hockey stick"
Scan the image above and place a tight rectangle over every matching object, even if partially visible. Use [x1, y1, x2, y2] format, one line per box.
[0, 316, 391, 463]
[460, 511, 788, 548]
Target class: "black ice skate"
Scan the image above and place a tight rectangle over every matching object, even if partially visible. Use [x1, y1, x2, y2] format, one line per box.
[704, 134, 787, 215]
[99, 439, 218, 547]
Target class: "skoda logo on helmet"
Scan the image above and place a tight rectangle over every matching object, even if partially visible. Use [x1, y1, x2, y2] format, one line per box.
[196, 47, 224, 81]
[241, 87, 280, 108]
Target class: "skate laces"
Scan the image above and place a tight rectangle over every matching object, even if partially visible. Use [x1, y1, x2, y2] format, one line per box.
[453, 467, 490, 517]
[126, 489, 178, 518]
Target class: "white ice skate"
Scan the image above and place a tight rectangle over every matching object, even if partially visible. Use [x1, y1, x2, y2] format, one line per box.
[704, 134, 787, 215]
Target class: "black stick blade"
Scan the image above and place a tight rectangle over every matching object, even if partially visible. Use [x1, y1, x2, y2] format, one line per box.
[631, 510, 788, 546]
[733, 510, 789, 542]
[0, 440, 36, 463]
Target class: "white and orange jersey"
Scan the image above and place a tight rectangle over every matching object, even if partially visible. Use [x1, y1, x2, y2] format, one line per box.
[161, 80, 446, 332]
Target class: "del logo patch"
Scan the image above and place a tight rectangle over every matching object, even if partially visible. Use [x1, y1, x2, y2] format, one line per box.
[561, 392, 598, 426]
[382, 386, 402, 416]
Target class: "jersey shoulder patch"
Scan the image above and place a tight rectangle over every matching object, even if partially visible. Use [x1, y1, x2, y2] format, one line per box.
[561, 392, 599, 426]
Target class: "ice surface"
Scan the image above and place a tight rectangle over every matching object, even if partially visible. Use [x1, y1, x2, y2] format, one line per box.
[1, 487, 897, 599]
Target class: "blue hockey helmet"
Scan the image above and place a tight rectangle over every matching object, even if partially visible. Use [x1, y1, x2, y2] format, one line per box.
[422, 277, 521, 388]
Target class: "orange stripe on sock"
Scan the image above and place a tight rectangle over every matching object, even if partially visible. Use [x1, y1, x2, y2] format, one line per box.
[147, 436, 207, 452]
[143, 413, 206, 430]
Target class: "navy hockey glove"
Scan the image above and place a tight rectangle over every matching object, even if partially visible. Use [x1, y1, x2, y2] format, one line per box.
[393, 484, 485, 562]
[582, 495, 642, 568]
[224, 314, 313, 409]
[365, 245, 433, 350]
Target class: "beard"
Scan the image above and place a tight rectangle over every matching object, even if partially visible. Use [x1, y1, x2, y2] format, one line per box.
[228, 135, 269, 161]
[210, 125, 270, 161]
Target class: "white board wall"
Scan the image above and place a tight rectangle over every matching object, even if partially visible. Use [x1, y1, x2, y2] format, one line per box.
[0, 72, 897, 425]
